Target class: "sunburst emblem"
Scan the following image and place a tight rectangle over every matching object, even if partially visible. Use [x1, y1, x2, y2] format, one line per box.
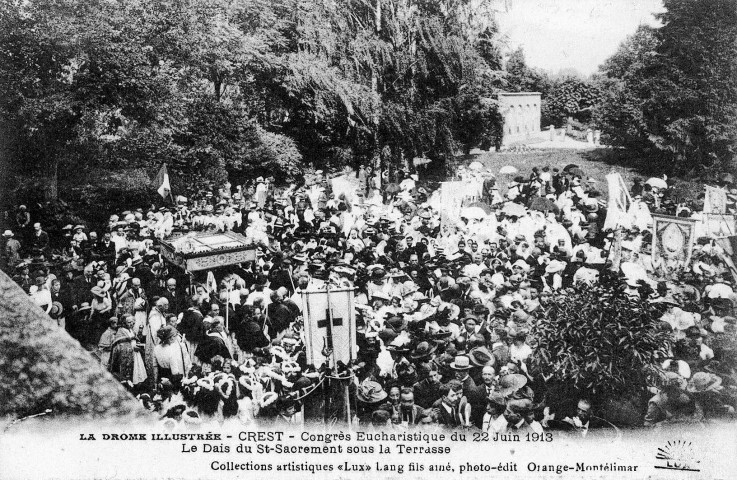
[655, 440, 701, 471]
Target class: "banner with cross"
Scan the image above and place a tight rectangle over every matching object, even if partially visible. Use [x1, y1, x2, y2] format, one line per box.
[300, 287, 357, 367]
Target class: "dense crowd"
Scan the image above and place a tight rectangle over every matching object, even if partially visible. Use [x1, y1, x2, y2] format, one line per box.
[2, 164, 736, 433]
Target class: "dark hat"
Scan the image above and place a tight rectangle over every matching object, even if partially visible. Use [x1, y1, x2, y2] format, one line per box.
[433, 352, 454, 369]
[371, 267, 387, 280]
[468, 347, 494, 368]
[378, 328, 398, 345]
[157, 325, 178, 343]
[386, 315, 408, 332]
[410, 341, 437, 360]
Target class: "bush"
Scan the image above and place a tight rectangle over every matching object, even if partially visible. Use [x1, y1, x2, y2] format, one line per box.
[530, 271, 673, 402]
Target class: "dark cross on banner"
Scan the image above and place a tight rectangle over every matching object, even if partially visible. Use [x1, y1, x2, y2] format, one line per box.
[317, 309, 343, 349]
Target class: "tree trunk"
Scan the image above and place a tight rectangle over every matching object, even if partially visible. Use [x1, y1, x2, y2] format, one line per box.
[372, 0, 382, 186]
[45, 157, 58, 201]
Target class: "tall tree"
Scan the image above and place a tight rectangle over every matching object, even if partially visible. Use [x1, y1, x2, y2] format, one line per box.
[595, 0, 737, 174]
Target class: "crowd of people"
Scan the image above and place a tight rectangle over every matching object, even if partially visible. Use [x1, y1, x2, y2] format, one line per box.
[2, 163, 736, 433]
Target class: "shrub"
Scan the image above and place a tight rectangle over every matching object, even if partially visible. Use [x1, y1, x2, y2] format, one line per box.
[530, 271, 673, 402]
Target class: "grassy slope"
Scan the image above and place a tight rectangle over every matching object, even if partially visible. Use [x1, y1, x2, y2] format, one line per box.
[452, 148, 702, 203]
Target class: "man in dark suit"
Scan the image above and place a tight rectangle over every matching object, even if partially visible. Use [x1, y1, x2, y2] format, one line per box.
[562, 399, 610, 436]
[73, 263, 96, 307]
[413, 363, 443, 409]
[31, 222, 50, 257]
[390, 387, 425, 427]
[93, 231, 116, 264]
[431, 380, 465, 428]
[162, 277, 185, 316]
[266, 290, 296, 339]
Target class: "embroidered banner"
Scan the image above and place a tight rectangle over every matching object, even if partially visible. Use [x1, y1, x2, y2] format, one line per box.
[300, 287, 357, 366]
[651, 214, 697, 276]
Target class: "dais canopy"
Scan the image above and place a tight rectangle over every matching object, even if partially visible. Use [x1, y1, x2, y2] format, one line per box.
[159, 231, 257, 272]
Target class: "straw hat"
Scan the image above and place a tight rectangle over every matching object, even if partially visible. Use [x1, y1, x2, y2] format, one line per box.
[356, 379, 387, 403]
[497, 373, 527, 397]
[686, 372, 723, 393]
[449, 355, 472, 371]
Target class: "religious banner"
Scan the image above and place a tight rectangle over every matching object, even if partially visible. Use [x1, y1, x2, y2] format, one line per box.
[604, 172, 631, 230]
[704, 185, 728, 214]
[331, 175, 357, 202]
[300, 287, 357, 367]
[651, 214, 697, 273]
[437, 180, 483, 224]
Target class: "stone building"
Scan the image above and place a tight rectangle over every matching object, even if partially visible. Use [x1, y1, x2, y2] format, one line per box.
[497, 92, 542, 145]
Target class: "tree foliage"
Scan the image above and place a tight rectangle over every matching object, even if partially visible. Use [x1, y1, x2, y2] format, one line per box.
[530, 273, 672, 398]
[540, 77, 601, 127]
[0, 0, 509, 201]
[594, 0, 737, 175]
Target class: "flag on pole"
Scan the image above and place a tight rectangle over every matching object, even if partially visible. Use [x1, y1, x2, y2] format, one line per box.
[155, 164, 171, 200]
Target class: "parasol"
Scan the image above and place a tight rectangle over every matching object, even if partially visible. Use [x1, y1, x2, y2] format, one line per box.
[502, 203, 527, 217]
[469, 161, 484, 171]
[646, 177, 668, 189]
[569, 167, 584, 177]
[499, 165, 518, 175]
[563, 164, 579, 172]
[460, 206, 488, 220]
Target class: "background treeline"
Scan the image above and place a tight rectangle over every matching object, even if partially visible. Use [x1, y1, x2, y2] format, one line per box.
[1, 0, 735, 208]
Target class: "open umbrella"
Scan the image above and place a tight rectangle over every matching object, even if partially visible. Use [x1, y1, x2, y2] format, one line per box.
[707, 283, 734, 299]
[467, 201, 493, 214]
[646, 177, 668, 189]
[499, 165, 518, 175]
[460, 206, 487, 220]
[563, 164, 579, 172]
[502, 203, 527, 217]
[468, 161, 483, 171]
[569, 167, 584, 177]
[529, 196, 559, 214]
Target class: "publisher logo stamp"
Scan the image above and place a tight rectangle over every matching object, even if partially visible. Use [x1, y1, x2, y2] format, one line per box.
[655, 440, 701, 472]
